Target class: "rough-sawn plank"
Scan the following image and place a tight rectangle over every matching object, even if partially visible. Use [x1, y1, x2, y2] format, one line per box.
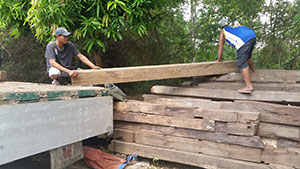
[72, 61, 239, 85]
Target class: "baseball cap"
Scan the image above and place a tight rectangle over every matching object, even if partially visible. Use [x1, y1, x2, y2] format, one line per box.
[55, 27, 71, 36]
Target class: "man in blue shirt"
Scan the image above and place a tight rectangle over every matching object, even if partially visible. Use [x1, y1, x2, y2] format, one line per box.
[217, 26, 256, 94]
[45, 27, 101, 85]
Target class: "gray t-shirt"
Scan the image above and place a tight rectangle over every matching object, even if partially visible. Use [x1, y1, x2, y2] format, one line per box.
[45, 41, 79, 71]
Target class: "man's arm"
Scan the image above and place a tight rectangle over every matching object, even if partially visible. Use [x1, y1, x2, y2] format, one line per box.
[217, 29, 225, 62]
[49, 59, 78, 77]
[77, 53, 101, 69]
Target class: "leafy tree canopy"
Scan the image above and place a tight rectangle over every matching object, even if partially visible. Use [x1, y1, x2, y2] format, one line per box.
[0, 0, 183, 53]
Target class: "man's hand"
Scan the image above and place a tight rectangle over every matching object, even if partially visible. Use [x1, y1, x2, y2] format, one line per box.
[68, 70, 78, 78]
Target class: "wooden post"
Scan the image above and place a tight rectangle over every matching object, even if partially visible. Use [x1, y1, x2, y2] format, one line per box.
[50, 142, 83, 169]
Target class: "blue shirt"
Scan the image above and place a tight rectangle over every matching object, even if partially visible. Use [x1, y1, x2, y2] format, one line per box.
[223, 26, 256, 50]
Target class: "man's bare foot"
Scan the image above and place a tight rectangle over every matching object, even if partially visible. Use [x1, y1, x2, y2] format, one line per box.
[238, 87, 253, 94]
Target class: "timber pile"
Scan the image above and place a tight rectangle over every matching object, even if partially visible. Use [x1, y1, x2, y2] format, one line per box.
[110, 69, 300, 169]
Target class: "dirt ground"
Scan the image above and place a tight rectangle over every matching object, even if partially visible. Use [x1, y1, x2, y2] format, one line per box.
[0, 153, 203, 169]
[0, 137, 203, 169]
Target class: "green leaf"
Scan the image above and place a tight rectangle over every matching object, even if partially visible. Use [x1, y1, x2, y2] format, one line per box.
[87, 40, 95, 54]
[107, 1, 114, 10]
[96, 39, 105, 48]
[116, 32, 122, 40]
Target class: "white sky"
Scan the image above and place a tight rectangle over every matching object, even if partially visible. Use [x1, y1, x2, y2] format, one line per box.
[183, 0, 296, 21]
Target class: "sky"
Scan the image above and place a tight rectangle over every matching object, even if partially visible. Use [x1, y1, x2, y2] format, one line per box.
[183, 0, 296, 21]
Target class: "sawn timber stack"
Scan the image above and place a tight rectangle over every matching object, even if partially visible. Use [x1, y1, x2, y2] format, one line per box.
[110, 69, 300, 169]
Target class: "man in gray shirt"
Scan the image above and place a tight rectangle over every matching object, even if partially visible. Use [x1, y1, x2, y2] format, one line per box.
[45, 27, 101, 85]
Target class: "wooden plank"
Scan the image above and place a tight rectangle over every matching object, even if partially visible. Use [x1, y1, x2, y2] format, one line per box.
[214, 69, 300, 83]
[261, 138, 300, 149]
[114, 121, 264, 148]
[262, 146, 300, 168]
[257, 122, 300, 140]
[197, 81, 300, 92]
[277, 139, 300, 148]
[143, 94, 300, 126]
[0, 97, 113, 165]
[50, 141, 83, 169]
[114, 112, 215, 131]
[110, 140, 287, 169]
[114, 100, 238, 122]
[151, 85, 300, 105]
[113, 129, 262, 162]
[143, 94, 221, 108]
[215, 122, 258, 136]
[0, 71, 6, 82]
[226, 123, 258, 136]
[71, 61, 239, 85]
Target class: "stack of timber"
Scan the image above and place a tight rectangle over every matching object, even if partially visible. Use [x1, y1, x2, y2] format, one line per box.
[0, 81, 113, 166]
[110, 69, 300, 169]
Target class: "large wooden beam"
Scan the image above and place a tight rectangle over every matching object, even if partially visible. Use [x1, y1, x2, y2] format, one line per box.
[197, 82, 300, 92]
[71, 61, 239, 85]
[214, 69, 300, 83]
[151, 85, 300, 104]
[114, 111, 215, 131]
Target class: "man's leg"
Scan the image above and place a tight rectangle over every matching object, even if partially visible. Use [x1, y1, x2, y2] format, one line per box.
[48, 67, 61, 85]
[241, 67, 253, 91]
[237, 38, 256, 93]
[248, 58, 255, 73]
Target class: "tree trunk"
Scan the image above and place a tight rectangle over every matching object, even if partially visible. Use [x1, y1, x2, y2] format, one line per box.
[190, 0, 196, 61]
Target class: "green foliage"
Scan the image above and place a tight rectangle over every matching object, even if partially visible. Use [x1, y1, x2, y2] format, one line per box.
[192, 0, 264, 62]
[1, 0, 300, 90]
[0, 1, 31, 37]
[0, 0, 183, 54]
[257, 0, 300, 69]
[0, 32, 48, 83]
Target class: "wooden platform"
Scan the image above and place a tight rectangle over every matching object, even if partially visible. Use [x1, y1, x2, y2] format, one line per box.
[0, 81, 110, 105]
[0, 82, 113, 166]
[111, 69, 300, 169]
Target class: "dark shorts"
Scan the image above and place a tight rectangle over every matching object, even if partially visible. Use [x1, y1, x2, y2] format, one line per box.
[237, 38, 256, 70]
